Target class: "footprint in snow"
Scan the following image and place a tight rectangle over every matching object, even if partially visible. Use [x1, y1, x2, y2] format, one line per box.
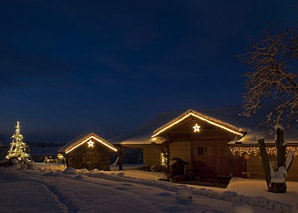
[114, 186, 131, 191]
[122, 183, 133, 186]
[156, 192, 173, 197]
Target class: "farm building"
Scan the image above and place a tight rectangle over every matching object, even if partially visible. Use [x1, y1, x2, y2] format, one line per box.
[58, 133, 117, 170]
[111, 106, 298, 181]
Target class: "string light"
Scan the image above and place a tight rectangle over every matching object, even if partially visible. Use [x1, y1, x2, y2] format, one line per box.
[152, 111, 243, 138]
[87, 140, 94, 148]
[229, 146, 298, 157]
[193, 124, 201, 133]
[65, 136, 117, 153]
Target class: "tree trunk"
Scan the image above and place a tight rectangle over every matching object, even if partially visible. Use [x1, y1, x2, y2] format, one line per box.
[269, 127, 287, 193]
[276, 128, 286, 168]
[258, 139, 271, 188]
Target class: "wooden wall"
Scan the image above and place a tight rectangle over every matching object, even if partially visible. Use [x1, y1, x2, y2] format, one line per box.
[143, 146, 161, 166]
[170, 141, 191, 163]
[66, 142, 111, 170]
[247, 155, 298, 181]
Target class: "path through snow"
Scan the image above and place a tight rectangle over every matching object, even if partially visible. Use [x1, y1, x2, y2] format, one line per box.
[0, 168, 273, 213]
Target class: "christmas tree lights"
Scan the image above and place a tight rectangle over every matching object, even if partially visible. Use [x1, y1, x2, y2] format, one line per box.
[6, 121, 30, 160]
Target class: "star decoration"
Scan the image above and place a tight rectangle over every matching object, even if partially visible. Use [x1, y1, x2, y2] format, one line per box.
[87, 140, 94, 148]
[244, 154, 250, 160]
[193, 124, 200, 133]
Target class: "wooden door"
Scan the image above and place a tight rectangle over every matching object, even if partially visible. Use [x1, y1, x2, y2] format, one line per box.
[191, 140, 218, 179]
[86, 150, 99, 170]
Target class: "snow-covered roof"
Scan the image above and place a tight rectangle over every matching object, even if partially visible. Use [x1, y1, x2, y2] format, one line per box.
[110, 105, 298, 146]
[152, 109, 243, 137]
[110, 107, 245, 145]
[59, 133, 117, 153]
[109, 111, 183, 145]
[30, 146, 60, 156]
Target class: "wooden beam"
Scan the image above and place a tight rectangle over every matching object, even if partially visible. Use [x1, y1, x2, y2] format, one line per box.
[118, 147, 124, 171]
[166, 136, 170, 181]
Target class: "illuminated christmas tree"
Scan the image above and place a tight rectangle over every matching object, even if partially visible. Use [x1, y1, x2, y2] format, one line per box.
[6, 121, 30, 160]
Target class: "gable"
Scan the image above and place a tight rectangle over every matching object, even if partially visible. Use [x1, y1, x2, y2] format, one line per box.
[152, 110, 244, 138]
[58, 133, 117, 154]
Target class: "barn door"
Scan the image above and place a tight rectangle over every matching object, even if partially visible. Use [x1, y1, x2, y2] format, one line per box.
[191, 140, 218, 179]
[86, 150, 99, 170]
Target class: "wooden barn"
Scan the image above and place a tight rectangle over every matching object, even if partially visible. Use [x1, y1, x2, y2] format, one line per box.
[111, 106, 298, 181]
[111, 109, 245, 180]
[58, 133, 117, 170]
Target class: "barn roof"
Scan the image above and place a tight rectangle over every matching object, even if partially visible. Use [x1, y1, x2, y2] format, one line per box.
[110, 105, 298, 146]
[152, 109, 243, 138]
[58, 132, 117, 154]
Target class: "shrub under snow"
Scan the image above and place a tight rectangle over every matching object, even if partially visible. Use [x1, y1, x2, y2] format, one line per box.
[175, 187, 192, 202]
[63, 167, 77, 174]
[231, 202, 254, 213]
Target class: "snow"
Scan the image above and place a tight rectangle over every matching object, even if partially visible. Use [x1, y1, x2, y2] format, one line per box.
[4, 162, 298, 212]
[275, 124, 285, 131]
[110, 105, 298, 146]
[0, 164, 281, 213]
[231, 203, 254, 213]
[256, 134, 264, 140]
[175, 187, 192, 201]
[270, 165, 287, 183]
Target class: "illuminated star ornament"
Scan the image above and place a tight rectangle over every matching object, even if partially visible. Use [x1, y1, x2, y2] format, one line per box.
[87, 140, 94, 148]
[193, 124, 200, 133]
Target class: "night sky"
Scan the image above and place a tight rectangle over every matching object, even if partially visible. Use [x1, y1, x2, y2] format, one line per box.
[0, 1, 297, 143]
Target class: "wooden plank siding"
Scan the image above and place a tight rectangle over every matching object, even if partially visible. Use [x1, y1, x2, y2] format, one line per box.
[247, 155, 298, 181]
[143, 146, 161, 166]
[169, 141, 191, 164]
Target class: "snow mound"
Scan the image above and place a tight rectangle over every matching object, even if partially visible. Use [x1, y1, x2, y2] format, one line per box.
[10, 163, 21, 170]
[117, 172, 125, 177]
[175, 188, 192, 202]
[63, 167, 77, 174]
[74, 175, 84, 180]
[90, 169, 100, 174]
[275, 124, 284, 131]
[256, 134, 264, 140]
[231, 203, 254, 213]
[11, 158, 18, 165]
[77, 168, 89, 174]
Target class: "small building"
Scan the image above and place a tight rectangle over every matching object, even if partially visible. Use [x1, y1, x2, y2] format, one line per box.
[110, 106, 298, 181]
[30, 146, 61, 162]
[58, 133, 117, 170]
[229, 129, 298, 180]
[111, 109, 245, 180]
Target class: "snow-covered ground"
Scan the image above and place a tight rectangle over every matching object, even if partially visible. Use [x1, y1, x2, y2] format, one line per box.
[0, 163, 297, 212]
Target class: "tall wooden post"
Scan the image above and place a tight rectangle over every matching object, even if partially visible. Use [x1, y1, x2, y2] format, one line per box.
[119, 147, 124, 171]
[166, 136, 170, 181]
[258, 138, 271, 188]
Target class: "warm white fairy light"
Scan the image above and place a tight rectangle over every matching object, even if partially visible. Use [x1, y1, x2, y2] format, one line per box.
[152, 112, 243, 138]
[87, 140, 94, 148]
[229, 146, 298, 157]
[6, 121, 30, 160]
[193, 124, 201, 132]
[65, 136, 117, 153]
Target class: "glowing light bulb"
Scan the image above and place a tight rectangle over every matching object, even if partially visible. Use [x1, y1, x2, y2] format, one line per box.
[193, 124, 200, 133]
[87, 140, 94, 148]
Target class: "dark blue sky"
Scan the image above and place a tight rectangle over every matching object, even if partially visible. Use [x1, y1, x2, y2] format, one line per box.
[0, 1, 297, 143]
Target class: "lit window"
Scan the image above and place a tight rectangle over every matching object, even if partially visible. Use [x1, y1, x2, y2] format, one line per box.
[197, 147, 206, 156]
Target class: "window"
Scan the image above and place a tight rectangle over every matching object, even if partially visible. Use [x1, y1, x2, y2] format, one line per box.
[197, 147, 206, 156]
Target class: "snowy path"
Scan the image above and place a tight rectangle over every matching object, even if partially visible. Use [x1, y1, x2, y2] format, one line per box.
[0, 169, 273, 213]
[0, 180, 67, 212]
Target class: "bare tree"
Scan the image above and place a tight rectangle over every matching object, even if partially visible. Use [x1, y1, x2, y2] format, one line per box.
[242, 25, 298, 128]
[242, 25, 298, 193]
